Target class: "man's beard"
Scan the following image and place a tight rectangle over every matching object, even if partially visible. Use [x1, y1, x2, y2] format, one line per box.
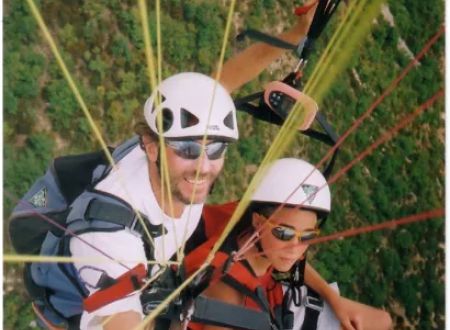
[155, 155, 219, 206]
[168, 173, 216, 205]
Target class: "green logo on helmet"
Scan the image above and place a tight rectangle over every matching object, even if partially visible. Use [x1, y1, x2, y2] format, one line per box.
[301, 184, 318, 204]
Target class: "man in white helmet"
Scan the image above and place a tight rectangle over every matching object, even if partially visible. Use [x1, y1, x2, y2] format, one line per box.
[69, 73, 238, 330]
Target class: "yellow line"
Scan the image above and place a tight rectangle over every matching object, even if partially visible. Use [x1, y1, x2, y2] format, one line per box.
[26, 0, 114, 167]
[3, 254, 181, 266]
[207, 0, 384, 258]
[156, 0, 162, 88]
[308, 0, 384, 103]
[268, 1, 380, 166]
[270, 0, 382, 161]
[306, 0, 362, 93]
[27, 0, 156, 251]
[138, 0, 183, 264]
[138, 0, 158, 92]
[180, 0, 237, 260]
[155, 0, 181, 264]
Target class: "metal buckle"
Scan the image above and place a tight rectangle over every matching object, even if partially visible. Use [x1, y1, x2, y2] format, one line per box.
[127, 214, 143, 238]
[304, 295, 324, 312]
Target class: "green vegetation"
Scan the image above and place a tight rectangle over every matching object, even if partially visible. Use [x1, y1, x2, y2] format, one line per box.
[3, 1, 444, 329]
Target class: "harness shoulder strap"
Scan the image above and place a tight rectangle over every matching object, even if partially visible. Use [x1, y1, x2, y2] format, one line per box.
[91, 135, 140, 184]
[301, 287, 323, 330]
[192, 295, 271, 330]
[66, 190, 165, 239]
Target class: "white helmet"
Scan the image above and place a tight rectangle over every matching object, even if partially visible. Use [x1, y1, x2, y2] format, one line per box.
[251, 158, 331, 215]
[144, 72, 238, 141]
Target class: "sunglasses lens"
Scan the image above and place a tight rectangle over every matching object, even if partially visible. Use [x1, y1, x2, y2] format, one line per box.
[299, 231, 318, 242]
[167, 141, 201, 159]
[271, 224, 319, 243]
[271, 226, 296, 241]
[205, 141, 228, 160]
[167, 141, 227, 160]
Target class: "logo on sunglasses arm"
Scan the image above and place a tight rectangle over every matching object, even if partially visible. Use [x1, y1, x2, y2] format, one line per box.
[301, 184, 319, 204]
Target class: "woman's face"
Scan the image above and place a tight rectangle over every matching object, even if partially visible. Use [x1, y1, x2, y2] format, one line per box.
[254, 207, 318, 272]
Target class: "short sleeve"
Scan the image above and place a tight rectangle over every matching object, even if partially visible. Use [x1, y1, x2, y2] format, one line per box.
[70, 230, 148, 329]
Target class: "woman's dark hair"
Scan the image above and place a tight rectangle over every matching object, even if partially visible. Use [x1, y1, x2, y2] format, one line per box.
[229, 201, 280, 238]
[134, 120, 162, 168]
[230, 201, 327, 238]
[134, 120, 158, 141]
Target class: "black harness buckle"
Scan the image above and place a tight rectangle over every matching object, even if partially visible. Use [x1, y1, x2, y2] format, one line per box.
[304, 295, 324, 312]
[222, 251, 236, 274]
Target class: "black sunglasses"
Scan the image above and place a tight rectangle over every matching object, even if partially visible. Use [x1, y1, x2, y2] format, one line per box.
[267, 220, 320, 243]
[165, 140, 228, 160]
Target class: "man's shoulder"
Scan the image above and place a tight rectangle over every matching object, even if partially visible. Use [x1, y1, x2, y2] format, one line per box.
[70, 230, 147, 275]
[71, 229, 144, 249]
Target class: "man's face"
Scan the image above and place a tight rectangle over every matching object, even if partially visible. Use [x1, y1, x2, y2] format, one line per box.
[146, 138, 226, 206]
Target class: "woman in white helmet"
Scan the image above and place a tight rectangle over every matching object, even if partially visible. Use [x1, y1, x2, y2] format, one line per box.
[185, 158, 392, 330]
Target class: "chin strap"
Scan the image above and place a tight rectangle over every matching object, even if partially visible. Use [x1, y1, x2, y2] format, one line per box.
[272, 257, 306, 307]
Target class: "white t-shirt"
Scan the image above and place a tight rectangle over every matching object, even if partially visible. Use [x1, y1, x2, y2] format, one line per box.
[70, 145, 203, 329]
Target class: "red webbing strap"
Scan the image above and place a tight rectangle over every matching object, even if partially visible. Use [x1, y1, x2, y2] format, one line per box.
[83, 263, 147, 313]
[294, 1, 318, 16]
[215, 257, 261, 292]
[185, 239, 285, 329]
[184, 234, 261, 292]
[183, 236, 219, 275]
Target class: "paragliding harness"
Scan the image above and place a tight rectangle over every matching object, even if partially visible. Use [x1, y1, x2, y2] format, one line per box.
[79, 203, 282, 330]
[140, 240, 280, 330]
[8, 136, 164, 329]
[80, 203, 323, 330]
[235, 0, 342, 178]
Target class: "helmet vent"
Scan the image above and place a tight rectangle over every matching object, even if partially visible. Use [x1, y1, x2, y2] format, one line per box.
[158, 108, 173, 132]
[223, 110, 234, 130]
[180, 108, 200, 128]
[151, 93, 166, 113]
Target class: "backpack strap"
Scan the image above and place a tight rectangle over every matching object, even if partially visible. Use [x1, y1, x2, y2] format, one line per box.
[66, 190, 165, 238]
[83, 196, 163, 237]
[52, 149, 113, 205]
[91, 136, 140, 184]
